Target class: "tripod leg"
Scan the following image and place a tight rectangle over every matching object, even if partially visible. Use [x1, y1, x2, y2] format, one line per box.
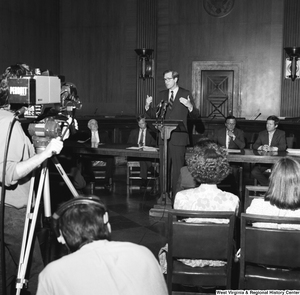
[43, 169, 51, 218]
[15, 163, 47, 295]
[51, 156, 79, 198]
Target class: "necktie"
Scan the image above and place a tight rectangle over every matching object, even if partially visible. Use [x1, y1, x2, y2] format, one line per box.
[169, 91, 174, 110]
[139, 129, 144, 146]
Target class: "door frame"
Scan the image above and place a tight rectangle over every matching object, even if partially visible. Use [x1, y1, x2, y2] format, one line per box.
[192, 61, 243, 117]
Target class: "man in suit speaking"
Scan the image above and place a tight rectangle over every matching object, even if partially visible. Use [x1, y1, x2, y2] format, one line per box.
[251, 115, 287, 186]
[145, 70, 199, 201]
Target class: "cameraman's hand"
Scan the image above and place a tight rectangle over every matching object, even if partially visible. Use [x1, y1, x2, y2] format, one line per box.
[44, 137, 63, 158]
[14, 138, 63, 181]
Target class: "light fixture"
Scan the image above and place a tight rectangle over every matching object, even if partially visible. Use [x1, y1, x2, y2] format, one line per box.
[135, 48, 154, 80]
[284, 46, 300, 81]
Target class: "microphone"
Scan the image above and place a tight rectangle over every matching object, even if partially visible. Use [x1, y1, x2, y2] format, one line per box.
[254, 113, 261, 120]
[156, 100, 164, 118]
[14, 106, 27, 118]
[161, 101, 169, 119]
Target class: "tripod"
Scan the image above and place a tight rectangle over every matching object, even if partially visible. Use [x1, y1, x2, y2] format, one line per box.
[15, 154, 79, 295]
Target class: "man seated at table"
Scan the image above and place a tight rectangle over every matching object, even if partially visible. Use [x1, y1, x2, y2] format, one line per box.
[251, 115, 287, 186]
[127, 114, 157, 188]
[213, 115, 245, 196]
[213, 115, 245, 150]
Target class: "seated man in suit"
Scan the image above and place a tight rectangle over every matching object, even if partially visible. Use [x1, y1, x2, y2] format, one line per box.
[127, 115, 157, 188]
[213, 115, 245, 150]
[213, 115, 245, 196]
[251, 115, 287, 186]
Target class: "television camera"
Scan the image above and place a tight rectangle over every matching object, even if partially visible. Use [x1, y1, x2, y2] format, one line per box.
[8, 74, 82, 149]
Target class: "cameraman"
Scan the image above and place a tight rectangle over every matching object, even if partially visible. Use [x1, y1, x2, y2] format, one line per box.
[0, 64, 63, 294]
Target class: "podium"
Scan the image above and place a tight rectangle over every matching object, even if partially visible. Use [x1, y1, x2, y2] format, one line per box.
[146, 119, 186, 217]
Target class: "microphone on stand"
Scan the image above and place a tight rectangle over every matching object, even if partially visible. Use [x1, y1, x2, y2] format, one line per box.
[161, 101, 169, 120]
[155, 100, 164, 118]
[254, 113, 261, 120]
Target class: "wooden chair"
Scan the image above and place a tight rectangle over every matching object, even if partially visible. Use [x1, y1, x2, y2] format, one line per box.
[239, 213, 300, 290]
[126, 161, 159, 195]
[167, 210, 236, 294]
[218, 166, 243, 199]
[243, 185, 268, 212]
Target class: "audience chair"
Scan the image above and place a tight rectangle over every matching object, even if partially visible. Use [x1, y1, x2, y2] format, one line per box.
[253, 169, 271, 187]
[243, 185, 268, 212]
[239, 213, 300, 290]
[126, 161, 159, 195]
[90, 160, 112, 192]
[167, 210, 236, 294]
[218, 166, 243, 199]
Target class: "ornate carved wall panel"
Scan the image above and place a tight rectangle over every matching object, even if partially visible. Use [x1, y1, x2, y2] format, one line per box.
[192, 61, 242, 118]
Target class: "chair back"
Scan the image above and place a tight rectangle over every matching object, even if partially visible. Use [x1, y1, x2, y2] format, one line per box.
[167, 210, 236, 293]
[240, 213, 300, 289]
[244, 185, 268, 212]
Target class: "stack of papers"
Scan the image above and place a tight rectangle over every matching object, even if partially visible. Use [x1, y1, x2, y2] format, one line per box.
[226, 149, 241, 153]
[287, 148, 300, 155]
[126, 146, 158, 152]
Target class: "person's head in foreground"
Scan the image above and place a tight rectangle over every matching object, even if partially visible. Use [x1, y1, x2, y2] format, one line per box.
[265, 157, 300, 210]
[37, 195, 168, 295]
[187, 142, 230, 184]
[52, 195, 111, 253]
[193, 137, 215, 153]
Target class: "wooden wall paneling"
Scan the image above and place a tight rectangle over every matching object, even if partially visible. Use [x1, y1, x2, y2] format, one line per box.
[60, 0, 137, 116]
[281, 0, 300, 117]
[0, 0, 60, 74]
[136, 0, 157, 115]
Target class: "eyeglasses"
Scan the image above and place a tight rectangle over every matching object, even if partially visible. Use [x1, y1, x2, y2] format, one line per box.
[164, 77, 173, 81]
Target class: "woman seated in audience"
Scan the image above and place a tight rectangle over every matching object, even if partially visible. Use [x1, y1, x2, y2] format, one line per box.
[247, 156, 300, 229]
[175, 137, 214, 194]
[174, 142, 239, 215]
[159, 143, 239, 272]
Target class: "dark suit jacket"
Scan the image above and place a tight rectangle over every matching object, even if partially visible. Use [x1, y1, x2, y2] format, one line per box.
[253, 129, 286, 151]
[213, 127, 245, 149]
[127, 128, 156, 146]
[146, 87, 199, 146]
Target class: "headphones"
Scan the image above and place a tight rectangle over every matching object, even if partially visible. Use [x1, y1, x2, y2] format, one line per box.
[52, 196, 111, 251]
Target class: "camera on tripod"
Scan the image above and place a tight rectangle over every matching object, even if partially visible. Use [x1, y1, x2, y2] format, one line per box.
[8, 73, 82, 152]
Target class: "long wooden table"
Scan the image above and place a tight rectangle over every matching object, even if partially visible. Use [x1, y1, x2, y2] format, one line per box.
[225, 149, 300, 164]
[64, 142, 300, 216]
[65, 142, 299, 163]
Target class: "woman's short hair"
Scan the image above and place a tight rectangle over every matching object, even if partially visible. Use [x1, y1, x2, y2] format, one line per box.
[59, 198, 111, 252]
[187, 143, 230, 184]
[265, 157, 300, 210]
